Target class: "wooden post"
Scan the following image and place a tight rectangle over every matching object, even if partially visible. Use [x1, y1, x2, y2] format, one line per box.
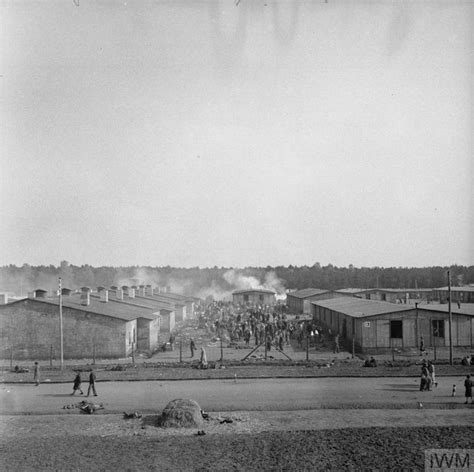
[179, 340, 182, 363]
[306, 334, 309, 361]
[448, 270, 453, 365]
[352, 337, 355, 359]
[220, 330, 224, 362]
[50, 344, 53, 367]
[10, 346, 13, 370]
[92, 343, 96, 365]
[59, 277, 64, 371]
[131, 342, 135, 364]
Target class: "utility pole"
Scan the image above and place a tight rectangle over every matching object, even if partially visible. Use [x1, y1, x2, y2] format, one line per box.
[448, 270, 453, 365]
[59, 277, 64, 370]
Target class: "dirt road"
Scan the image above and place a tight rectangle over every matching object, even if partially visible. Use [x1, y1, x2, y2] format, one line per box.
[0, 375, 470, 414]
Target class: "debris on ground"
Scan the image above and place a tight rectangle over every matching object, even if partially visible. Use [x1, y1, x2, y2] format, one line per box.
[123, 412, 142, 419]
[79, 402, 104, 414]
[220, 417, 233, 424]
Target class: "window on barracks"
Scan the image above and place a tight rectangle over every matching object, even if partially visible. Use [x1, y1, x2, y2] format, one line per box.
[432, 320, 445, 337]
[259, 295, 264, 301]
[244, 295, 249, 302]
[390, 320, 403, 338]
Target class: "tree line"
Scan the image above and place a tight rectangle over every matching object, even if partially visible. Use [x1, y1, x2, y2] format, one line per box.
[0, 262, 472, 298]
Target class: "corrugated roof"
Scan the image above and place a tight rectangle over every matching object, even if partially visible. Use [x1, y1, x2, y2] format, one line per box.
[2, 295, 159, 322]
[106, 290, 175, 312]
[232, 289, 276, 295]
[287, 288, 332, 299]
[417, 303, 474, 317]
[434, 286, 474, 292]
[311, 297, 415, 318]
[333, 288, 371, 294]
[129, 295, 176, 312]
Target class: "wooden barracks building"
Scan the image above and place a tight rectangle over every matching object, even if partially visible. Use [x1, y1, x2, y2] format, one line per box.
[0, 285, 197, 361]
[311, 297, 474, 354]
[232, 289, 276, 306]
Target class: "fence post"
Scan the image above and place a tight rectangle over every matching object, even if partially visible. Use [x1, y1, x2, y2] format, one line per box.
[179, 340, 182, 363]
[10, 346, 13, 370]
[306, 335, 309, 361]
[50, 344, 53, 367]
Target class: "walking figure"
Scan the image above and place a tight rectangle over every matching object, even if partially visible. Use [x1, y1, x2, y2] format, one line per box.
[200, 347, 208, 369]
[190, 339, 196, 358]
[87, 370, 98, 397]
[464, 375, 473, 404]
[419, 336, 425, 355]
[333, 334, 340, 354]
[33, 361, 40, 386]
[71, 372, 84, 395]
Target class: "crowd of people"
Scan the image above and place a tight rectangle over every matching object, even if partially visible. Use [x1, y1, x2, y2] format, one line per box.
[195, 301, 336, 354]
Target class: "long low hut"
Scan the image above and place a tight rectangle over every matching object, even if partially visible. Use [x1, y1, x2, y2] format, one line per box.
[311, 297, 474, 354]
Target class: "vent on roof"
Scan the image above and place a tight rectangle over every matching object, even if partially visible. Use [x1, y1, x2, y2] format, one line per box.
[34, 289, 48, 299]
[0, 293, 8, 305]
[145, 285, 153, 297]
[122, 286, 135, 298]
[61, 288, 72, 296]
[113, 287, 123, 301]
[81, 287, 91, 306]
[98, 288, 108, 303]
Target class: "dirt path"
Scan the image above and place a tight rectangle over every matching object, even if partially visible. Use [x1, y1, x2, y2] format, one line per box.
[1, 376, 471, 415]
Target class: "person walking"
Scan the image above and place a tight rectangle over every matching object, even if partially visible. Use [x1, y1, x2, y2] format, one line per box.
[419, 336, 425, 355]
[464, 375, 473, 404]
[428, 360, 437, 388]
[71, 372, 84, 395]
[86, 370, 98, 397]
[199, 347, 208, 369]
[334, 334, 340, 354]
[190, 339, 196, 358]
[33, 361, 40, 386]
[420, 361, 431, 391]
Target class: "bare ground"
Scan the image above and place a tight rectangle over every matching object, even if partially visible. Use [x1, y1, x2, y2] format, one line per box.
[0, 411, 473, 471]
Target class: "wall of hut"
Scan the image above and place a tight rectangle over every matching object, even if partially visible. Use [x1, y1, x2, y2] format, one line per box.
[0, 299, 134, 360]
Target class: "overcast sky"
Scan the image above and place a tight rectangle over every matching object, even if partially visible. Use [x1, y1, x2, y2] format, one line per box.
[0, 1, 472, 268]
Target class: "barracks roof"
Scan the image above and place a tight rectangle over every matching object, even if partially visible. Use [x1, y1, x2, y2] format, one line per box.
[287, 288, 332, 299]
[0, 295, 159, 322]
[232, 289, 276, 295]
[311, 297, 414, 318]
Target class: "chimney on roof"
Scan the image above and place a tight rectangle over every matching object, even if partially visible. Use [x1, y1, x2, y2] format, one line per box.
[61, 288, 72, 297]
[0, 293, 8, 305]
[81, 287, 91, 306]
[138, 285, 145, 297]
[111, 286, 123, 300]
[145, 285, 153, 297]
[34, 289, 47, 299]
[98, 287, 109, 303]
[122, 285, 135, 298]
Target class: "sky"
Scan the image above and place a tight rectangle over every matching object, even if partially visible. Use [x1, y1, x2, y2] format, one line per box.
[0, 0, 472, 268]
